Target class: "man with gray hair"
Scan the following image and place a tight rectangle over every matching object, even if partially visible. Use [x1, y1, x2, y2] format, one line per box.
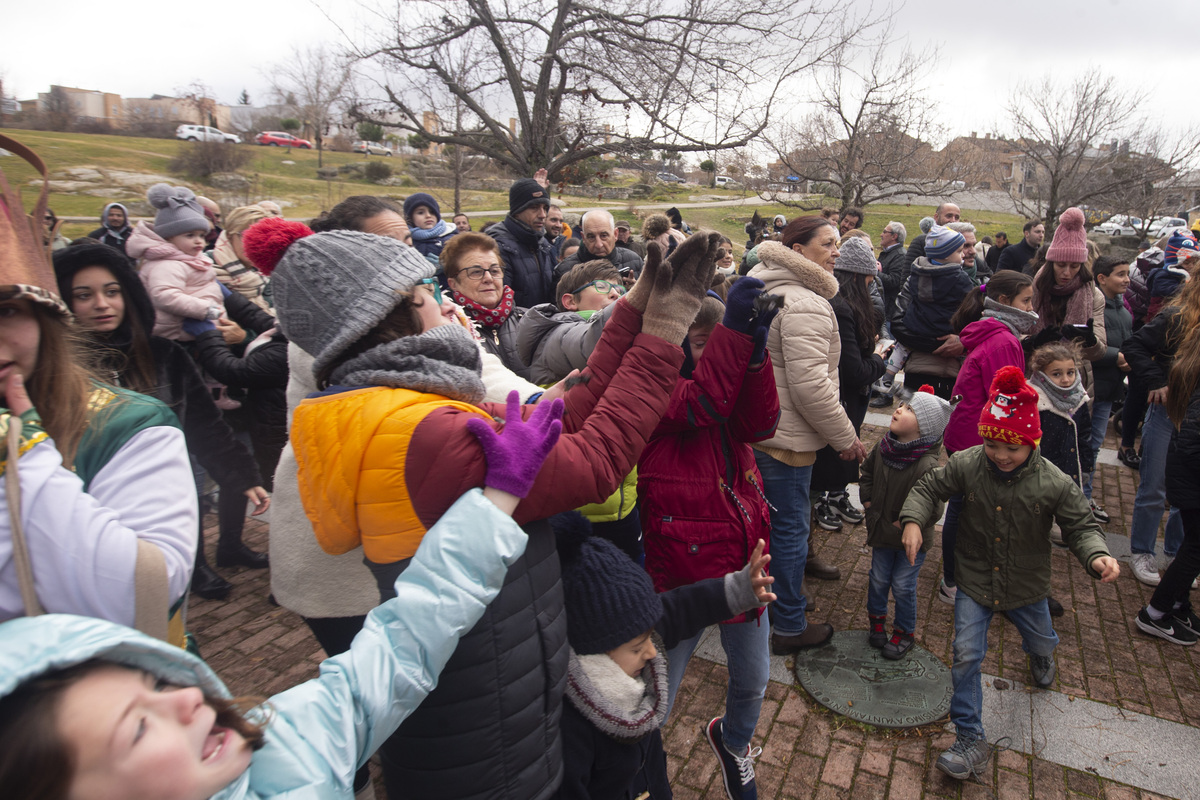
[553, 208, 643, 280]
[948, 221, 990, 284]
[878, 220, 908, 319]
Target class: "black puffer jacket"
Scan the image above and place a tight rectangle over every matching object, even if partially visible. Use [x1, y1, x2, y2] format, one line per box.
[1122, 306, 1181, 392]
[381, 518, 568, 800]
[490, 216, 559, 308]
[1167, 381, 1200, 510]
[53, 243, 261, 494]
[554, 242, 643, 281]
[191, 291, 288, 490]
[879, 243, 908, 316]
[468, 307, 531, 381]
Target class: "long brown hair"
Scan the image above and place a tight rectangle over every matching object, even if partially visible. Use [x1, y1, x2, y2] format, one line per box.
[1166, 278, 1200, 427]
[0, 660, 266, 800]
[28, 305, 100, 469]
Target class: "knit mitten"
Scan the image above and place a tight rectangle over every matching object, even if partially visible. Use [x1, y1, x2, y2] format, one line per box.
[642, 231, 721, 343]
[724, 561, 767, 616]
[465, 391, 564, 498]
[722, 276, 764, 335]
[622, 241, 661, 313]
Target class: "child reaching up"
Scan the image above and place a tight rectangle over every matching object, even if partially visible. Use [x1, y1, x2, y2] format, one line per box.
[900, 366, 1119, 782]
[126, 183, 225, 341]
[404, 192, 457, 268]
[860, 386, 954, 660]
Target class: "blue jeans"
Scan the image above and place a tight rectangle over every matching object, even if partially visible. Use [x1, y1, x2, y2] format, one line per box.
[664, 618, 770, 751]
[950, 593, 1059, 738]
[868, 548, 926, 633]
[1082, 400, 1112, 499]
[1130, 403, 1184, 556]
[753, 451, 811, 636]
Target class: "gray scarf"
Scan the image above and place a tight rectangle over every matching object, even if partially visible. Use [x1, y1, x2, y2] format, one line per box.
[564, 646, 668, 743]
[982, 296, 1039, 336]
[1030, 370, 1088, 414]
[328, 323, 486, 404]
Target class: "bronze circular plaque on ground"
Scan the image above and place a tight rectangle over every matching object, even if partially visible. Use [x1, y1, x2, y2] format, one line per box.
[792, 630, 952, 728]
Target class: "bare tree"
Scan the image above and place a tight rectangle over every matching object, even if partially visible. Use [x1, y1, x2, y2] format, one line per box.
[42, 86, 75, 132]
[766, 41, 957, 210]
[999, 72, 1200, 228]
[269, 45, 354, 167]
[176, 81, 217, 127]
[350, 0, 879, 179]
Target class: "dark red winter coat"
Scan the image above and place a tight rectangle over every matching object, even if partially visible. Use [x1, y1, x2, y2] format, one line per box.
[639, 324, 780, 623]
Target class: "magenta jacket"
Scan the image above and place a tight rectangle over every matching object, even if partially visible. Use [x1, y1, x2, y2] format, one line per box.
[943, 318, 1026, 453]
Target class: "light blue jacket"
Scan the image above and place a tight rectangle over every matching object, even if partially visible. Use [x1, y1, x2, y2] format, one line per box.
[0, 488, 527, 799]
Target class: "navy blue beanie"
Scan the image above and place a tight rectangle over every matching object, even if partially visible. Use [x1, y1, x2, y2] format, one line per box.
[403, 192, 441, 223]
[561, 536, 663, 655]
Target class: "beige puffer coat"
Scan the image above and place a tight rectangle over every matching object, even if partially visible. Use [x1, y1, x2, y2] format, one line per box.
[748, 241, 856, 455]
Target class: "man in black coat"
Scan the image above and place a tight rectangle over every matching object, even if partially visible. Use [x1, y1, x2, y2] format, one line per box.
[489, 178, 559, 308]
[554, 209, 643, 281]
[878, 220, 908, 320]
[985, 231, 1008, 272]
[996, 219, 1045, 273]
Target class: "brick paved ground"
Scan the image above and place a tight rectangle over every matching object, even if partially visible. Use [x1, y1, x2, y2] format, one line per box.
[191, 419, 1197, 799]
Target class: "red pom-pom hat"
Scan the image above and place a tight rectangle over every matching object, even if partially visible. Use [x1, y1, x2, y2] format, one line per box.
[241, 217, 313, 276]
[978, 366, 1041, 447]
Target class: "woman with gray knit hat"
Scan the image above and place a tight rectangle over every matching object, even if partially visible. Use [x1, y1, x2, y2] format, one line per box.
[812, 236, 888, 532]
[244, 215, 723, 800]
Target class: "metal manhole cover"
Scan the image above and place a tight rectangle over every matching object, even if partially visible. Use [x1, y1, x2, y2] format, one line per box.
[792, 630, 952, 728]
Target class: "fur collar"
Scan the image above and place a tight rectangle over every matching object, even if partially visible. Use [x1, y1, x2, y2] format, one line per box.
[565, 645, 668, 742]
[754, 241, 839, 299]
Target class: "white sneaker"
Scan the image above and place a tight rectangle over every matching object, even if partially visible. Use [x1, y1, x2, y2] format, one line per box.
[1131, 553, 1161, 587]
[1164, 556, 1200, 590]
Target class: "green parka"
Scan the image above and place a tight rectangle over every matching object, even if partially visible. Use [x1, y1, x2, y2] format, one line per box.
[859, 439, 943, 552]
[899, 446, 1111, 611]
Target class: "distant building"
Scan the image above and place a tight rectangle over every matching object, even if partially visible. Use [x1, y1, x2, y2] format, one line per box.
[35, 85, 123, 125]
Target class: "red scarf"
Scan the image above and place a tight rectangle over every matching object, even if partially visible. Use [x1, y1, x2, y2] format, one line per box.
[453, 285, 515, 328]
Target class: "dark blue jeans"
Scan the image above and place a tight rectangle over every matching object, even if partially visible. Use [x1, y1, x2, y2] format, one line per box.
[752, 451, 812, 636]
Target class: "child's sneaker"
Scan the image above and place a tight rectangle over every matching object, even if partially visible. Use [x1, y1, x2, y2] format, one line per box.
[936, 733, 991, 780]
[827, 491, 864, 524]
[814, 497, 843, 531]
[938, 578, 957, 605]
[1089, 499, 1110, 524]
[1029, 653, 1055, 688]
[1135, 607, 1199, 645]
[868, 615, 888, 649]
[881, 630, 914, 660]
[705, 717, 761, 800]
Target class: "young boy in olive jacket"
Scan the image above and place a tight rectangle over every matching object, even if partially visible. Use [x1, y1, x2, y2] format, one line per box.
[899, 366, 1120, 782]
[860, 385, 953, 660]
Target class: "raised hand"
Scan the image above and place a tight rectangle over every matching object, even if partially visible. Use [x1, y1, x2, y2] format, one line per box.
[466, 391, 565, 500]
[746, 539, 776, 604]
[623, 241, 662, 313]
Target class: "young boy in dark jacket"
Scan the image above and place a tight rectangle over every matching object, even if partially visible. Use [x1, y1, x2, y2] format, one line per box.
[555, 529, 774, 800]
[860, 385, 953, 659]
[900, 367, 1120, 782]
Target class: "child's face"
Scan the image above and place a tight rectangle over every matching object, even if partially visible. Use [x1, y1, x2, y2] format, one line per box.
[998, 285, 1034, 312]
[607, 630, 657, 677]
[686, 324, 715, 363]
[1043, 358, 1077, 389]
[57, 664, 252, 800]
[983, 437, 1033, 473]
[1096, 265, 1130, 298]
[889, 403, 922, 442]
[168, 230, 208, 257]
[411, 206, 438, 230]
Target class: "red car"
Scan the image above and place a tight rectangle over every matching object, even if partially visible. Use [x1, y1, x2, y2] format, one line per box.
[255, 131, 313, 149]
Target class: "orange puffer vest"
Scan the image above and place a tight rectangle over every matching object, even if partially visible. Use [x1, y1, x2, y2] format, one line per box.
[291, 386, 489, 563]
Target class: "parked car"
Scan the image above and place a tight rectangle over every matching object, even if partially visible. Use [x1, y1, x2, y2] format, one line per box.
[1094, 214, 1143, 236]
[656, 172, 685, 183]
[352, 141, 392, 156]
[176, 124, 240, 144]
[255, 131, 313, 149]
[1147, 216, 1188, 239]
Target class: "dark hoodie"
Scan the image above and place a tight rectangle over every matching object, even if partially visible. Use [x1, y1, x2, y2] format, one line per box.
[53, 243, 260, 493]
[86, 202, 133, 255]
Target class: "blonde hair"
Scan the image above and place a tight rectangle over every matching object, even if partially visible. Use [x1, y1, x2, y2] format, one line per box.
[224, 205, 271, 236]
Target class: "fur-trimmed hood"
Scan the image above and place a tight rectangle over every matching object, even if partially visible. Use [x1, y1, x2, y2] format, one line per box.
[751, 241, 839, 299]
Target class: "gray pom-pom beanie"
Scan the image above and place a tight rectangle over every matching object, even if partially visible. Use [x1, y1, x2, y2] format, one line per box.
[146, 183, 211, 240]
[833, 237, 878, 275]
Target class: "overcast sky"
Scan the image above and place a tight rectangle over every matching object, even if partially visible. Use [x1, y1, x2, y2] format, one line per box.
[4, 0, 1195, 149]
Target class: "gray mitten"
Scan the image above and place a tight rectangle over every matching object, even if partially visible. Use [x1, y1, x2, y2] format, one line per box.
[641, 231, 721, 343]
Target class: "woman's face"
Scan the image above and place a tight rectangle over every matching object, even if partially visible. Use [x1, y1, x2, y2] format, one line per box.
[70, 266, 127, 333]
[446, 249, 505, 308]
[58, 665, 252, 800]
[361, 211, 412, 245]
[413, 283, 458, 332]
[0, 298, 41, 397]
[1052, 261, 1082, 286]
[793, 224, 840, 272]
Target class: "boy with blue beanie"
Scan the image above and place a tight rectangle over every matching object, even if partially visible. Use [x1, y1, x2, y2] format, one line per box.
[403, 192, 457, 267]
[892, 223, 975, 356]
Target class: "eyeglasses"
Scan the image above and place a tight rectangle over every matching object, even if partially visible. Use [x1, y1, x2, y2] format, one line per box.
[417, 278, 444, 305]
[459, 266, 503, 281]
[569, 279, 626, 296]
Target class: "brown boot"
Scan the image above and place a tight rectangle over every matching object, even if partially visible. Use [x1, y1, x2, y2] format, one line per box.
[805, 553, 841, 581]
[772, 623, 834, 654]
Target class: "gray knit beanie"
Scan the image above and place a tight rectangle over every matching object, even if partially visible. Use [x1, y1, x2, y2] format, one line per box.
[147, 183, 211, 240]
[264, 228, 435, 377]
[834, 237, 878, 275]
[906, 386, 953, 439]
[919, 216, 935, 235]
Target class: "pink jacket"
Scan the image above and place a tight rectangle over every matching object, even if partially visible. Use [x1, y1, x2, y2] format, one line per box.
[127, 222, 224, 341]
[943, 318, 1025, 453]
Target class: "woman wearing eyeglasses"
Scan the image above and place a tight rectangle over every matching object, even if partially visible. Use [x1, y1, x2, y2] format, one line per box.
[443, 233, 531, 380]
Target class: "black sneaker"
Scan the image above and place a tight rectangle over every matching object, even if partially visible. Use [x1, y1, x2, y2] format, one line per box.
[868, 616, 888, 649]
[881, 630, 915, 660]
[936, 733, 991, 780]
[1136, 607, 1199, 645]
[1029, 653, 1055, 688]
[705, 717, 761, 800]
[827, 492, 865, 524]
[869, 392, 894, 408]
[1047, 596, 1064, 617]
[1089, 499, 1110, 524]
[1170, 604, 1200, 637]
[1117, 447, 1141, 469]
[814, 499, 842, 531]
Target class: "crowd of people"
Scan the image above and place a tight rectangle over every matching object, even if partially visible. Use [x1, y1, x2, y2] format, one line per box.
[2, 131, 1199, 799]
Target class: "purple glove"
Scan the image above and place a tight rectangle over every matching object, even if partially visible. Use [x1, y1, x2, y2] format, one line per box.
[466, 391, 565, 497]
[182, 317, 216, 337]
